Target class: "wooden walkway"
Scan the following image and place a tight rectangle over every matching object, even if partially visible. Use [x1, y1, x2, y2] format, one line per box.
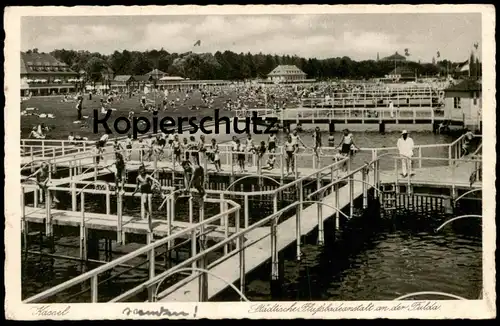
[379, 161, 480, 189]
[24, 207, 251, 241]
[157, 159, 480, 301]
[157, 173, 367, 301]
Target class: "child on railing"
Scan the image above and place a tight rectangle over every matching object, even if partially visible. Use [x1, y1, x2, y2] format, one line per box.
[25, 162, 60, 205]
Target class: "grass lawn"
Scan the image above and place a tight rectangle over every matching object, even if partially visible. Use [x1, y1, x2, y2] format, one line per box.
[21, 90, 248, 140]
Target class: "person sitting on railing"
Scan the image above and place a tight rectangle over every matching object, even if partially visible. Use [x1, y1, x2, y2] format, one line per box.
[284, 134, 298, 176]
[124, 134, 133, 161]
[144, 135, 155, 162]
[187, 136, 197, 164]
[181, 160, 205, 198]
[261, 152, 276, 171]
[290, 129, 307, 152]
[267, 133, 277, 153]
[397, 130, 415, 178]
[113, 138, 123, 153]
[155, 133, 166, 160]
[462, 128, 474, 156]
[25, 162, 59, 205]
[328, 133, 335, 147]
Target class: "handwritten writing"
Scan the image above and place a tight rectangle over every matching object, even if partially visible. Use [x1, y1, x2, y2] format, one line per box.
[31, 305, 71, 317]
[122, 307, 190, 318]
[248, 301, 441, 316]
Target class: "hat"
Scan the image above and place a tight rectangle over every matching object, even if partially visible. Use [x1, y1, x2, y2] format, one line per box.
[402, 130, 408, 134]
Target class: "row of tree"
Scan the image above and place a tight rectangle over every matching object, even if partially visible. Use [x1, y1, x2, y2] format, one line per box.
[26, 48, 479, 82]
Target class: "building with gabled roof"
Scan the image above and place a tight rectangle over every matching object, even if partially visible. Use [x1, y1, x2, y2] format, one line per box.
[21, 51, 79, 96]
[383, 66, 416, 82]
[267, 65, 307, 83]
[443, 79, 482, 129]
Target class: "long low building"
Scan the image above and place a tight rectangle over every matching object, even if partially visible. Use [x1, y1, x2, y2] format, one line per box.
[21, 52, 80, 96]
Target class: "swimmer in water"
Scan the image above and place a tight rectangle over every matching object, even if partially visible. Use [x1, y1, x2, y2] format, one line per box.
[181, 160, 205, 198]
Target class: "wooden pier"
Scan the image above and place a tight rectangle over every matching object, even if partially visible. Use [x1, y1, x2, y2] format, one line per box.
[21, 133, 483, 304]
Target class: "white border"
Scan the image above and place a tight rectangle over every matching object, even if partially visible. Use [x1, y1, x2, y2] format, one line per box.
[4, 5, 496, 320]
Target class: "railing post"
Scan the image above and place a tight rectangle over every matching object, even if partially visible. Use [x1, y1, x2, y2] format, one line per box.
[244, 194, 249, 229]
[362, 168, 368, 209]
[333, 183, 340, 230]
[90, 275, 98, 303]
[21, 188, 27, 252]
[448, 145, 452, 166]
[296, 180, 303, 261]
[147, 229, 155, 302]
[80, 192, 87, 261]
[34, 187, 38, 208]
[270, 193, 279, 279]
[349, 174, 354, 219]
[42, 141, 45, 157]
[317, 193, 324, 245]
[238, 224, 246, 301]
[105, 183, 110, 216]
[220, 193, 228, 255]
[45, 189, 52, 237]
[418, 147, 423, 168]
[117, 192, 123, 244]
[198, 201, 208, 302]
[62, 142, 65, 156]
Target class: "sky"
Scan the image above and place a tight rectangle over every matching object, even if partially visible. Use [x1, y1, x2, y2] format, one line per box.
[21, 13, 482, 62]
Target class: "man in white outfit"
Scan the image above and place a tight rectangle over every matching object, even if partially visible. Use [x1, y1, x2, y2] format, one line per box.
[397, 130, 414, 177]
[389, 100, 394, 118]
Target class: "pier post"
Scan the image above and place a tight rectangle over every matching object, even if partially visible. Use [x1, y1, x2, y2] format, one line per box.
[147, 230, 155, 301]
[237, 210, 246, 300]
[71, 181, 77, 211]
[45, 189, 53, 237]
[335, 184, 340, 229]
[34, 188, 38, 208]
[271, 194, 279, 281]
[296, 180, 303, 261]
[105, 184, 110, 216]
[117, 192, 123, 245]
[329, 121, 335, 133]
[379, 121, 385, 134]
[244, 195, 249, 229]
[349, 175, 354, 219]
[80, 192, 87, 261]
[21, 189, 27, 252]
[198, 202, 208, 302]
[362, 168, 368, 209]
[317, 194, 325, 246]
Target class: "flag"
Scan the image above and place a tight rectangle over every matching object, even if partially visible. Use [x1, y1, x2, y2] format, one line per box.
[437, 51, 440, 58]
[404, 48, 410, 56]
[459, 60, 470, 72]
[194, 40, 201, 47]
[474, 42, 479, 50]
